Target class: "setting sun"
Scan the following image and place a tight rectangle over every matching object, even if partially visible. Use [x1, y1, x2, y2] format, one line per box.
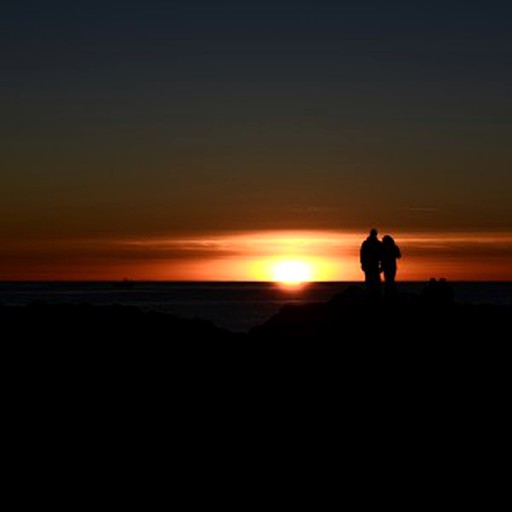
[272, 260, 313, 285]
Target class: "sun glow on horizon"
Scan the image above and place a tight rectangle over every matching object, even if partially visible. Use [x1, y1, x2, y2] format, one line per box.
[2, 230, 511, 281]
[272, 260, 313, 286]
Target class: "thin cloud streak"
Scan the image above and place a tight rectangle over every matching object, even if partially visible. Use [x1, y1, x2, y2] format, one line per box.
[118, 231, 512, 256]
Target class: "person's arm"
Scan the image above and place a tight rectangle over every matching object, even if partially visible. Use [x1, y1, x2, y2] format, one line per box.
[396, 246, 402, 259]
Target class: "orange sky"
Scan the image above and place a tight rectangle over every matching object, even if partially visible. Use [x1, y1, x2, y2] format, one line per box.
[1, 230, 511, 281]
[3, 4, 512, 284]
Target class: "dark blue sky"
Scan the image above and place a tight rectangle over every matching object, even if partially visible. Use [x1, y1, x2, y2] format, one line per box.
[2, 1, 511, 240]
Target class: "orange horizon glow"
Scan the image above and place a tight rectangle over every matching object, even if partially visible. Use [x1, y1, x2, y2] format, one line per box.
[272, 260, 313, 285]
[0, 230, 511, 282]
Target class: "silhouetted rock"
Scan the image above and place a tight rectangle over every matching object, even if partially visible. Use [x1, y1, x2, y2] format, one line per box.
[0, 302, 243, 409]
[327, 284, 367, 306]
[250, 281, 509, 341]
[2, 286, 509, 456]
[0, 302, 238, 343]
[1, 281, 507, 347]
[421, 278, 455, 306]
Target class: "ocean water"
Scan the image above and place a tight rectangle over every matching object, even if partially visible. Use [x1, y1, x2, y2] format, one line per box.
[0, 281, 510, 333]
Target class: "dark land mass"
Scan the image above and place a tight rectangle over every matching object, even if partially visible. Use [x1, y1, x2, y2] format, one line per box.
[2, 280, 509, 369]
[2, 281, 510, 481]
[250, 279, 510, 340]
[1, 279, 510, 344]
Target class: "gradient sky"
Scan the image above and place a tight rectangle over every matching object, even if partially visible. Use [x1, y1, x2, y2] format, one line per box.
[1, 1, 511, 279]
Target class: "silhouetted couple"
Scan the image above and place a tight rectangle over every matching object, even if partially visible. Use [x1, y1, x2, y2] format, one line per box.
[360, 229, 401, 298]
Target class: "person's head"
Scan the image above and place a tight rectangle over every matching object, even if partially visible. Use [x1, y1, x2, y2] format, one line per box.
[369, 228, 378, 238]
[382, 235, 394, 246]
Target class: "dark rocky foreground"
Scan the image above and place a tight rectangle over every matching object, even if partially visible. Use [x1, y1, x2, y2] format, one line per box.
[250, 280, 511, 340]
[1, 280, 509, 344]
[1, 301, 239, 341]
[2, 282, 509, 489]
[1, 280, 509, 371]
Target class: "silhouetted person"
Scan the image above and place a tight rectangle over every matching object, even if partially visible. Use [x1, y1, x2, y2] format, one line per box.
[360, 229, 382, 298]
[381, 235, 401, 296]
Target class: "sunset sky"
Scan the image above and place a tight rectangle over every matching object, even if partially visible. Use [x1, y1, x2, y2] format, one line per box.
[1, 1, 511, 280]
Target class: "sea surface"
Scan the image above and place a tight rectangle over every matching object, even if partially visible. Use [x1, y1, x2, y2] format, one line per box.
[0, 281, 510, 332]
